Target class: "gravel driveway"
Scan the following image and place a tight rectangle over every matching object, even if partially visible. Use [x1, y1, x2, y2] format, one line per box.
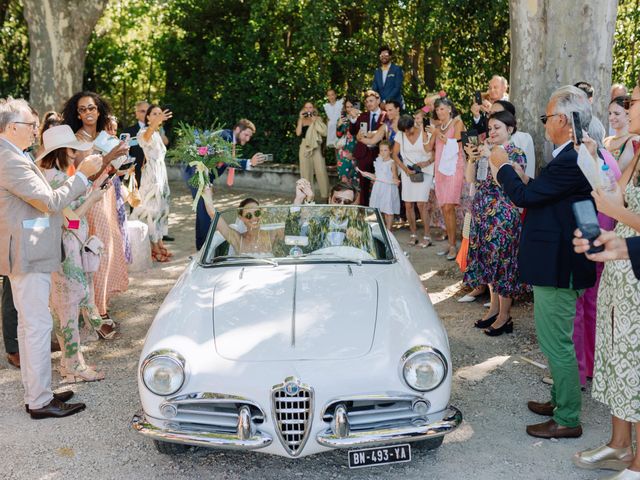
[0, 181, 611, 480]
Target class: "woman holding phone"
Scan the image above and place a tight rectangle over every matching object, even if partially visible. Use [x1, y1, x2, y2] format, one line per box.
[335, 97, 359, 189]
[37, 125, 110, 381]
[463, 111, 529, 336]
[62, 91, 130, 326]
[130, 104, 173, 262]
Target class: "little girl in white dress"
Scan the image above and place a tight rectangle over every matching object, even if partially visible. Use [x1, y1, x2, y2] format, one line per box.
[360, 142, 400, 229]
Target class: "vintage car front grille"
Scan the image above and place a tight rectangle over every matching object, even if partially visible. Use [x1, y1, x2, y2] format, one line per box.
[160, 394, 264, 434]
[271, 378, 313, 456]
[322, 397, 431, 432]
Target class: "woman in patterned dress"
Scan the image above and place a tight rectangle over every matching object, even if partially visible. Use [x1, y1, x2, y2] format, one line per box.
[463, 111, 529, 336]
[62, 92, 130, 325]
[573, 82, 640, 478]
[335, 98, 359, 189]
[604, 95, 640, 172]
[37, 125, 107, 382]
[130, 104, 173, 261]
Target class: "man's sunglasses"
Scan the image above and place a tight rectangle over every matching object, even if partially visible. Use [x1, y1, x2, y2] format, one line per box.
[332, 197, 353, 205]
[539, 113, 563, 125]
[243, 210, 262, 220]
[623, 98, 640, 110]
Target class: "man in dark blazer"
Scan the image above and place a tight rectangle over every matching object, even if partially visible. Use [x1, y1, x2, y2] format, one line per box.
[183, 119, 265, 250]
[348, 90, 386, 205]
[372, 46, 404, 108]
[122, 100, 149, 188]
[491, 85, 596, 439]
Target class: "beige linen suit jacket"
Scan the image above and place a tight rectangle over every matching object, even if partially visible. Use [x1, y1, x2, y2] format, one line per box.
[0, 138, 87, 275]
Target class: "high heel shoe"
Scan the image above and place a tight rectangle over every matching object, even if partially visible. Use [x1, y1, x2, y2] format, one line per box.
[59, 364, 105, 383]
[474, 313, 498, 329]
[484, 319, 514, 336]
[96, 322, 117, 340]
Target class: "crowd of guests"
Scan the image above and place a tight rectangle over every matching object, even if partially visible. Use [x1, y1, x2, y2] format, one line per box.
[292, 44, 640, 478]
[1, 43, 640, 480]
[0, 92, 176, 418]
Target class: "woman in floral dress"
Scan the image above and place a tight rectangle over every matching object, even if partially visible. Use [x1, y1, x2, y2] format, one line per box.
[37, 125, 107, 382]
[130, 104, 173, 261]
[335, 98, 359, 188]
[573, 83, 640, 478]
[463, 111, 529, 336]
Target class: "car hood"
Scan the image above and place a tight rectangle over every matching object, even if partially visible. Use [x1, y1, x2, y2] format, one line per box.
[213, 264, 378, 361]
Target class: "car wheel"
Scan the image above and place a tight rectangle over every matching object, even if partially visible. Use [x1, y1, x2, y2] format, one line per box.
[415, 436, 444, 451]
[153, 440, 191, 455]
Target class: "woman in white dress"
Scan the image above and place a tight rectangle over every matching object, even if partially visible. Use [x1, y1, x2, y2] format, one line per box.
[130, 104, 173, 262]
[393, 114, 435, 247]
[323, 89, 344, 148]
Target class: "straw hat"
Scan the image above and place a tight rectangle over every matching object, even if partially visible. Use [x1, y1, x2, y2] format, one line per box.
[35, 125, 93, 162]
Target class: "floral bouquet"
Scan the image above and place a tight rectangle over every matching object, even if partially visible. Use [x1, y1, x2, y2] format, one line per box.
[167, 122, 239, 210]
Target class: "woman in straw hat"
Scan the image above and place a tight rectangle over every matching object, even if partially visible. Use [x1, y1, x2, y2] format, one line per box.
[36, 125, 109, 382]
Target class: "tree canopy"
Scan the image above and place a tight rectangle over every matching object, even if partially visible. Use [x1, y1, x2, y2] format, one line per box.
[0, 0, 638, 162]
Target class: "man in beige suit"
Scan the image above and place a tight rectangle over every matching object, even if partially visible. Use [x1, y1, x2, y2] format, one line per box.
[0, 98, 103, 419]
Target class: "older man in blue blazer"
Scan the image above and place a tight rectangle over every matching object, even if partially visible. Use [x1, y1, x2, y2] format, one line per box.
[490, 85, 596, 439]
[372, 46, 404, 108]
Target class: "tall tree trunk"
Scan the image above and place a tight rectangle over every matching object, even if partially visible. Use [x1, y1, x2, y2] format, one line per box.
[509, 0, 618, 169]
[22, 0, 108, 113]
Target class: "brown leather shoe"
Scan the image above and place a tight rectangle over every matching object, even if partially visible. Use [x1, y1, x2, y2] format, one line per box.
[6, 352, 20, 368]
[526, 419, 582, 439]
[25, 391, 74, 413]
[528, 400, 554, 416]
[29, 397, 85, 420]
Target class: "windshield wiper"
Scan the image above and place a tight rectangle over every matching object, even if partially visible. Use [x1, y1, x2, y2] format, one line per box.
[209, 255, 279, 266]
[298, 252, 363, 266]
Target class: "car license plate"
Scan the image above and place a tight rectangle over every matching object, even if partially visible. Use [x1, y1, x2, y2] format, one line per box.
[348, 444, 411, 469]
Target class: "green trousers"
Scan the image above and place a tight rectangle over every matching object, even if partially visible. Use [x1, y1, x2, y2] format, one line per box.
[533, 285, 582, 427]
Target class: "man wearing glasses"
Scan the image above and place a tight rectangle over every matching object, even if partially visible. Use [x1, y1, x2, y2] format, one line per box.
[489, 85, 596, 440]
[0, 97, 103, 419]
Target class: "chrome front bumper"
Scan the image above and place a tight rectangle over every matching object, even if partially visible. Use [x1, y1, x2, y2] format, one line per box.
[131, 411, 273, 450]
[316, 405, 462, 448]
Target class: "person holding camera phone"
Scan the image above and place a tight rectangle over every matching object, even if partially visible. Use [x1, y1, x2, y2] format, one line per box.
[570, 79, 640, 478]
[335, 97, 359, 190]
[470, 75, 510, 137]
[62, 91, 130, 326]
[462, 111, 529, 336]
[296, 101, 329, 201]
[489, 85, 596, 440]
[130, 104, 173, 262]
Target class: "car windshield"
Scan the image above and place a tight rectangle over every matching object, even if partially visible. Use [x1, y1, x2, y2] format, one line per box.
[201, 204, 394, 265]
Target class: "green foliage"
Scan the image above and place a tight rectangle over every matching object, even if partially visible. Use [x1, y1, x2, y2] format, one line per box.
[0, 0, 28, 98]
[159, 0, 512, 163]
[613, 0, 640, 89]
[84, 0, 169, 126]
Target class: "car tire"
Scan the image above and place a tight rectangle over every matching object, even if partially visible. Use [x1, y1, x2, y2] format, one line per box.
[153, 440, 191, 455]
[415, 436, 444, 451]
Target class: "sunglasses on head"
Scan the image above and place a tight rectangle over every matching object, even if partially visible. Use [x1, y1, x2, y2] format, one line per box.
[243, 210, 262, 220]
[332, 197, 353, 205]
[623, 98, 640, 110]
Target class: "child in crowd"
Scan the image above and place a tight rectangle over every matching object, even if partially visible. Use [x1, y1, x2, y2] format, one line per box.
[359, 141, 400, 229]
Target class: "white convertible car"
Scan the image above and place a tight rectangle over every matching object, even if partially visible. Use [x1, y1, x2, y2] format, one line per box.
[132, 204, 461, 467]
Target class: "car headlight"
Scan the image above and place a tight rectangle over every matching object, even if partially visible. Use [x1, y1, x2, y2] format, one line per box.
[401, 346, 447, 392]
[141, 350, 186, 396]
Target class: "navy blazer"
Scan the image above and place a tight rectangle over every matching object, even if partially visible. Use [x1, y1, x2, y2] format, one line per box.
[497, 142, 596, 290]
[627, 237, 640, 280]
[372, 64, 404, 105]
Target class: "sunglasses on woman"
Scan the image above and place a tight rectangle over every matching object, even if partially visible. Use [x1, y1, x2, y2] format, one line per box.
[78, 105, 97, 114]
[622, 98, 640, 110]
[243, 210, 262, 220]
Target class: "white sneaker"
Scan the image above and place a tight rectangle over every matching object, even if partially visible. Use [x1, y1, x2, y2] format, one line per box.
[458, 294, 478, 303]
[483, 302, 491, 308]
